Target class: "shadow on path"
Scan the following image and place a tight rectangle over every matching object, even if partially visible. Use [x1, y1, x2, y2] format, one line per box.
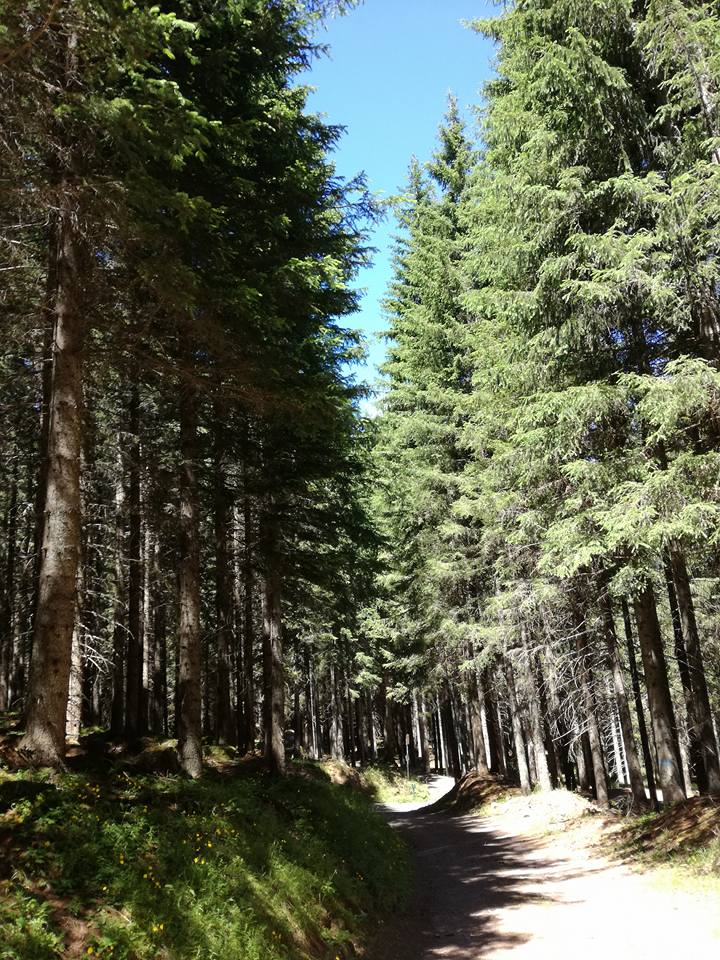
[370, 804, 606, 960]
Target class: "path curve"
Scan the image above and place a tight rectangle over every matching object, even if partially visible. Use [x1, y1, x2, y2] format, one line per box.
[372, 786, 720, 959]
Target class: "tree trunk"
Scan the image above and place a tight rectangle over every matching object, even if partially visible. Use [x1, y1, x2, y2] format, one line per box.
[239, 495, 255, 753]
[601, 593, 647, 808]
[467, 645, 489, 775]
[575, 728, 591, 792]
[176, 375, 203, 778]
[141, 519, 152, 731]
[383, 680, 397, 763]
[329, 658, 344, 761]
[441, 682, 462, 780]
[544, 652, 573, 789]
[262, 554, 285, 776]
[483, 670, 506, 776]
[65, 621, 83, 742]
[213, 418, 234, 746]
[664, 555, 704, 793]
[109, 453, 126, 737]
[574, 615, 609, 808]
[149, 537, 166, 735]
[416, 692, 429, 772]
[505, 660, 531, 794]
[124, 386, 143, 741]
[633, 584, 686, 805]
[520, 638, 552, 792]
[0, 457, 18, 711]
[668, 548, 720, 795]
[31, 230, 58, 646]
[433, 698, 445, 772]
[621, 599, 658, 809]
[20, 169, 86, 766]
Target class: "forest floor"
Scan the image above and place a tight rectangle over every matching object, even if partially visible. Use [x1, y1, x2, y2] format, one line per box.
[370, 774, 720, 959]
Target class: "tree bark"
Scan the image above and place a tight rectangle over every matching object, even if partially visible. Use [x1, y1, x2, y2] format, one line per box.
[633, 584, 686, 804]
[383, 679, 397, 763]
[213, 417, 234, 745]
[505, 659, 531, 794]
[467, 645, 489, 775]
[238, 494, 255, 753]
[149, 536, 166, 735]
[482, 670, 506, 776]
[621, 599, 658, 809]
[176, 375, 203, 778]
[574, 615, 609, 807]
[329, 658, 344, 761]
[441, 681, 462, 780]
[668, 548, 720, 795]
[520, 637, 552, 792]
[0, 457, 18, 711]
[262, 552, 285, 776]
[20, 167, 86, 766]
[601, 593, 647, 808]
[124, 386, 143, 741]
[110, 460, 126, 737]
[664, 555, 704, 793]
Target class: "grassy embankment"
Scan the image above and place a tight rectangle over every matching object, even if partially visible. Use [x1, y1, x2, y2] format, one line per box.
[344, 765, 430, 805]
[0, 742, 411, 960]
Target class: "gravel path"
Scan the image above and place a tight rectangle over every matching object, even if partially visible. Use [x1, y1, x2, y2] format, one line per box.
[372, 781, 720, 959]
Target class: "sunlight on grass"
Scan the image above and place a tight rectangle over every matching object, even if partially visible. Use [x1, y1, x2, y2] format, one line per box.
[0, 763, 411, 959]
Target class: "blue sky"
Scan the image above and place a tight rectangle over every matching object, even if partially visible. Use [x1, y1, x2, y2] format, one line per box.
[306, 0, 497, 397]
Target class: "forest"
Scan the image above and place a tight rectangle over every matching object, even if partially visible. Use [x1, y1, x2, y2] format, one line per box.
[2, 0, 720, 957]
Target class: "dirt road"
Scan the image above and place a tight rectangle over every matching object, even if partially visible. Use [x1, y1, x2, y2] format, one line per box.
[373, 780, 720, 959]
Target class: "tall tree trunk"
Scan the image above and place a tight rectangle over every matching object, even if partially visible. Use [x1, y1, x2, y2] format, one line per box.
[20, 163, 86, 766]
[110, 461, 126, 737]
[601, 593, 647, 808]
[305, 647, 318, 759]
[505, 660, 531, 794]
[149, 537, 166, 735]
[668, 548, 720, 795]
[66, 454, 87, 743]
[176, 374, 203, 778]
[262, 550, 285, 776]
[433, 697, 445, 772]
[520, 636, 552, 792]
[544, 650, 573, 789]
[483, 670, 506, 776]
[383, 679, 397, 763]
[124, 386, 143, 741]
[621, 599, 658, 809]
[213, 418, 234, 745]
[574, 614, 609, 808]
[0, 456, 18, 711]
[575, 728, 591, 792]
[66, 622, 83, 741]
[415, 692, 429, 772]
[238, 495, 255, 753]
[664, 555, 704, 793]
[633, 584, 686, 805]
[467, 645, 489, 775]
[329, 658, 344, 761]
[31, 226, 58, 645]
[441, 681, 462, 780]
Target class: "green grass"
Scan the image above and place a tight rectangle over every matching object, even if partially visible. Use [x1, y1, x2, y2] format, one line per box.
[0, 759, 412, 960]
[359, 765, 430, 805]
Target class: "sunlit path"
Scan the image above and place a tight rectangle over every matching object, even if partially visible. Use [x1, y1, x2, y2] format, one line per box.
[374, 801, 720, 959]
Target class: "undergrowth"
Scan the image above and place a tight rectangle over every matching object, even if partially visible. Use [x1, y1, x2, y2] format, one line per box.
[608, 797, 720, 894]
[359, 766, 430, 805]
[0, 758, 411, 960]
